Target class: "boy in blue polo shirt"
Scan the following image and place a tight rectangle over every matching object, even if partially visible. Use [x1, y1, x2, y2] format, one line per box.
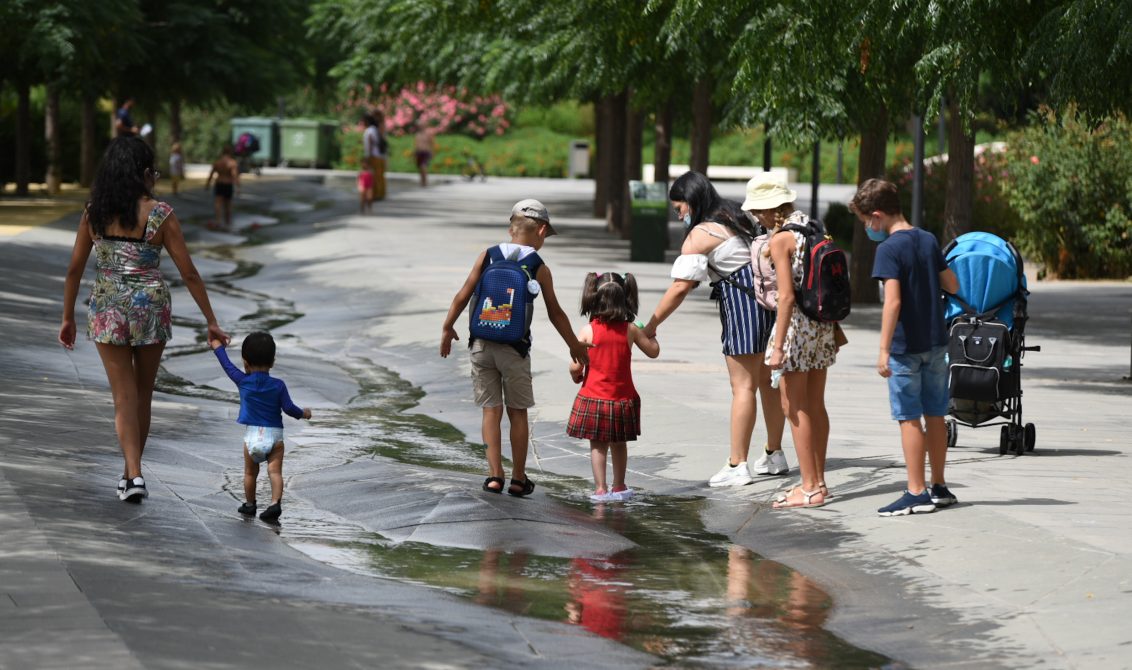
[210, 331, 311, 522]
[851, 179, 960, 516]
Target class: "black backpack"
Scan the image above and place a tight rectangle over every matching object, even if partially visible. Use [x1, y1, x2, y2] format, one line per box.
[781, 219, 851, 322]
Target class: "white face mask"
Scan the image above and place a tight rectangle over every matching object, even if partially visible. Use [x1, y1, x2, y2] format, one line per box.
[683, 213, 693, 230]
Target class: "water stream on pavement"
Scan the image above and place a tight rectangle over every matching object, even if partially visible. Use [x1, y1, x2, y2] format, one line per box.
[156, 221, 897, 669]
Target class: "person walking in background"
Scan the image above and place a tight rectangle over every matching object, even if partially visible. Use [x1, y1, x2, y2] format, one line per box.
[850, 178, 960, 516]
[115, 98, 139, 137]
[440, 199, 591, 497]
[209, 332, 312, 523]
[205, 144, 239, 231]
[59, 136, 229, 503]
[363, 112, 388, 201]
[414, 123, 436, 187]
[642, 171, 786, 489]
[168, 142, 184, 196]
[567, 272, 660, 502]
[749, 174, 837, 509]
[357, 165, 374, 214]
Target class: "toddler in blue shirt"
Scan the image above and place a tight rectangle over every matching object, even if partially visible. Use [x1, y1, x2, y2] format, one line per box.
[210, 331, 311, 522]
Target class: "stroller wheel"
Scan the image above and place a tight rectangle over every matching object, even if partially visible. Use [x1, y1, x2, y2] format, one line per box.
[946, 420, 958, 449]
[999, 426, 1010, 455]
[1011, 424, 1026, 455]
[1024, 423, 1036, 452]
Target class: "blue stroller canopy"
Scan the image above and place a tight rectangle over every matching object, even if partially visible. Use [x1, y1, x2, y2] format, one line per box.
[944, 232, 1026, 328]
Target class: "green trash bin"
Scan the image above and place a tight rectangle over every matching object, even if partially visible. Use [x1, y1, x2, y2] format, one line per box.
[230, 117, 280, 166]
[279, 119, 337, 168]
[629, 180, 670, 262]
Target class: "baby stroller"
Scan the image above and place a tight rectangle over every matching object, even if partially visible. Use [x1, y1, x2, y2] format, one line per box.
[943, 232, 1040, 455]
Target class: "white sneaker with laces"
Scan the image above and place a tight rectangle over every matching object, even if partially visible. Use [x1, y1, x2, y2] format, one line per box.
[708, 461, 752, 487]
[752, 449, 789, 476]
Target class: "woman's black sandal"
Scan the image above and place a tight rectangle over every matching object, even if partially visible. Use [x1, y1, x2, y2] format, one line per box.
[482, 476, 505, 493]
[507, 477, 535, 497]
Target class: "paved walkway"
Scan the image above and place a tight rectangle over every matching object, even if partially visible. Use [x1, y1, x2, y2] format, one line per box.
[2, 172, 1130, 668]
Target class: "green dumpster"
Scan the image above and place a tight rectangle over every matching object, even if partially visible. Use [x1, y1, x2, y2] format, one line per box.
[279, 119, 336, 168]
[230, 117, 280, 166]
[629, 180, 670, 262]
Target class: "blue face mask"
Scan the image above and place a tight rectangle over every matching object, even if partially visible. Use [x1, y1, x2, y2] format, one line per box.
[865, 220, 889, 242]
[683, 213, 693, 230]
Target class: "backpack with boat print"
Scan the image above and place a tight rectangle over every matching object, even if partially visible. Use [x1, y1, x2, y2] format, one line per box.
[469, 246, 544, 344]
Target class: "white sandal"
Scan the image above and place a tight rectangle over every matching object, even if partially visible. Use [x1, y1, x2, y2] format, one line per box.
[772, 487, 826, 509]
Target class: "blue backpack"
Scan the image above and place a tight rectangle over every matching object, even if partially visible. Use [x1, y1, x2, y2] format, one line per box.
[469, 246, 544, 344]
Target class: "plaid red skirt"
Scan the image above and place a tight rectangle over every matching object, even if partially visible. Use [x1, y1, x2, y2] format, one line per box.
[566, 394, 641, 442]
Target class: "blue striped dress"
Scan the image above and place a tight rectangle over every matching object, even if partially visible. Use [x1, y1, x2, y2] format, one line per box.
[715, 263, 776, 356]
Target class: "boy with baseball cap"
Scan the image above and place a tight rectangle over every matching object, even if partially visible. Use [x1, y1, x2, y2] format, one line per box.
[440, 199, 588, 497]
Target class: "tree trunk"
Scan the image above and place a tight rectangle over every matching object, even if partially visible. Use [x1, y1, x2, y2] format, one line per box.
[851, 105, 889, 305]
[169, 99, 183, 142]
[45, 85, 62, 195]
[604, 89, 628, 236]
[942, 96, 975, 243]
[653, 100, 673, 188]
[622, 95, 644, 240]
[625, 100, 643, 182]
[80, 94, 98, 187]
[593, 97, 609, 218]
[15, 83, 31, 196]
[689, 78, 712, 174]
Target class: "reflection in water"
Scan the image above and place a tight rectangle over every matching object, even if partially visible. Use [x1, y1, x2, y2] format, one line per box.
[163, 240, 894, 669]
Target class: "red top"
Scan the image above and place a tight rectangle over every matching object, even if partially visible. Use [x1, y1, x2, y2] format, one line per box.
[580, 320, 637, 401]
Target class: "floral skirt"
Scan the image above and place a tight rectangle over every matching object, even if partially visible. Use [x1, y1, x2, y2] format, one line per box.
[87, 279, 172, 346]
[566, 394, 641, 443]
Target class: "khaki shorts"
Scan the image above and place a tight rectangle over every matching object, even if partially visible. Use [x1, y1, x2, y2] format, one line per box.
[470, 339, 535, 409]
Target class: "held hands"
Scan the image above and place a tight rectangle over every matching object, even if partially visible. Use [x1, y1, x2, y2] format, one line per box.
[569, 361, 585, 384]
[206, 323, 230, 349]
[568, 340, 593, 367]
[440, 326, 459, 358]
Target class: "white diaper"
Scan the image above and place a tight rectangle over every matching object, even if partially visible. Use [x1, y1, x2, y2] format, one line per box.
[244, 425, 284, 463]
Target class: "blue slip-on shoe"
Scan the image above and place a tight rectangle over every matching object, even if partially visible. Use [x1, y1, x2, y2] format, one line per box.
[930, 483, 958, 507]
[878, 490, 936, 517]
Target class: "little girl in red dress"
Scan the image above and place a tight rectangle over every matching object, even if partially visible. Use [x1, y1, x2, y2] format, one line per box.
[567, 272, 660, 501]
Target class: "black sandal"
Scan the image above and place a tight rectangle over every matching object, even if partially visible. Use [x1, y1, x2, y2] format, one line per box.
[482, 476, 505, 493]
[507, 477, 535, 497]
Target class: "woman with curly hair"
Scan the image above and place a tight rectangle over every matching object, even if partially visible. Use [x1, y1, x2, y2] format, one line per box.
[60, 136, 230, 503]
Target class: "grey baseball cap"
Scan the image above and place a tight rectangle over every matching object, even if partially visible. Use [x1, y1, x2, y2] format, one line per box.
[511, 198, 557, 235]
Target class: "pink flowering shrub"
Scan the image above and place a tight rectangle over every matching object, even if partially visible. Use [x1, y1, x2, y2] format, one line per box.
[886, 142, 1021, 243]
[342, 82, 511, 139]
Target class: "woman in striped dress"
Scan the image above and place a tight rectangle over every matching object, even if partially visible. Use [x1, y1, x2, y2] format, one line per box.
[641, 171, 786, 488]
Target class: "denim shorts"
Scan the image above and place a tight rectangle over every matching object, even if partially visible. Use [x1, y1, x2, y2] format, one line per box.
[244, 425, 284, 463]
[887, 345, 949, 421]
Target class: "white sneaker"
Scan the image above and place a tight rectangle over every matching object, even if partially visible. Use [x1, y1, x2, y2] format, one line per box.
[752, 449, 789, 476]
[708, 461, 752, 487]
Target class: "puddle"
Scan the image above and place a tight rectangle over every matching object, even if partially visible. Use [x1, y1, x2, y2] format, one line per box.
[156, 208, 899, 669]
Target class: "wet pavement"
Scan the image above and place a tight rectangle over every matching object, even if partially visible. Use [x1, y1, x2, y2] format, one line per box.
[2, 172, 1130, 668]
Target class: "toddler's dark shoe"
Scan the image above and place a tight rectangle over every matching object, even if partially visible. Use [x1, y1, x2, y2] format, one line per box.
[237, 502, 257, 516]
[259, 502, 282, 522]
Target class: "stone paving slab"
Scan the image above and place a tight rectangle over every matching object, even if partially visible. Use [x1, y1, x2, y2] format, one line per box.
[3, 172, 1130, 668]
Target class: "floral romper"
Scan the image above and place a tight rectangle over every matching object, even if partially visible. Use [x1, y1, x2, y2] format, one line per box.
[766, 212, 837, 372]
[87, 202, 174, 346]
